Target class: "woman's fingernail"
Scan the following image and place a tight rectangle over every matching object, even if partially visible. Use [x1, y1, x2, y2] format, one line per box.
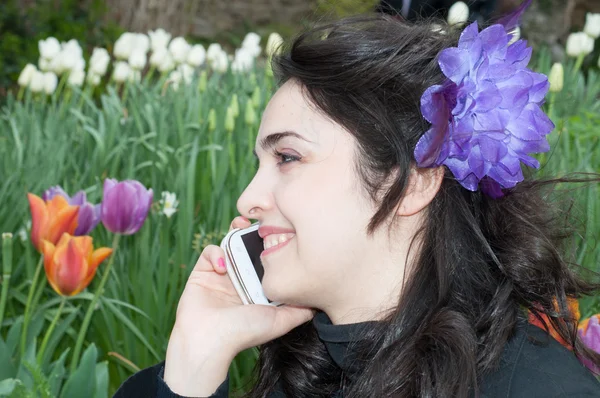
[218, 258, 226, 268]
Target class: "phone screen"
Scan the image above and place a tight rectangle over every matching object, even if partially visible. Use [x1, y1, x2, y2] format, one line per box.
[240, 230, 273, 303]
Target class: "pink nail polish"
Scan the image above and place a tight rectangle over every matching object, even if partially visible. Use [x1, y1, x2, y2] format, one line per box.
[218, 258, 226, 268]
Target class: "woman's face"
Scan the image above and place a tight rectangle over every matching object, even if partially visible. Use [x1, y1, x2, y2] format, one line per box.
[237, 80, 405, 320]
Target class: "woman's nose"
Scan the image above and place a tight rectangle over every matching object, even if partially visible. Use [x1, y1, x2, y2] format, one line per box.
[236, 173, 273, 220]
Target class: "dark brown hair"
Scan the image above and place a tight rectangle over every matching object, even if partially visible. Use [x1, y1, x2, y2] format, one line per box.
[244, 14, 600, 397]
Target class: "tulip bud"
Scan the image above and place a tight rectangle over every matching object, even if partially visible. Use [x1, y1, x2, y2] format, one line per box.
[265, 32, 284, 58]
[39, 37, 61, 60]
[89, 48, 111, 76]
[18, 64, 37, 87]
[252, 86, 261, 108]
[113, 61, 132, 83]
[578, 315, 600, 373]
[128, 49, 147, 70]
[208, 108, 217, 132]
[43, 72, 58, 95]
[198, 70, 207, 92]
[187, 44, 206, 67]
[101, 179, 153, 235]
[566, 32, 595, 57]
[134, 33, 150, 54]
[68, 68, 85, 87]
[43, 186, 101, 236]
[447, 1, 469, 26]
[548, 63, 564, 93]
[41, 233, 112, 296]
[169, 37, 191, 64]
[148, 29, 172, 52]
[245, 100, 256, 126]
[583, 13, 600, 39]
[224, 106, 236, 133]
[230, 94, 239, 118]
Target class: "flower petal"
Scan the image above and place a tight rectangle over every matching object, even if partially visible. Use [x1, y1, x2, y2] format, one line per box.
[28, 193, 49, 251]
[54, 237, 88, 296]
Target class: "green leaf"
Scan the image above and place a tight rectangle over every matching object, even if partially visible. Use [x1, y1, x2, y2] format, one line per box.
[60, 344, 97, 398]
[93, 361, 109, 398]
[0, 336, 17, 380]
[48, 349, 69, 398]
[0, 378, 21, 396]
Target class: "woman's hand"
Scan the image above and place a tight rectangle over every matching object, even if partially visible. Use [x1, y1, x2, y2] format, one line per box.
[163, 216, 315, 396]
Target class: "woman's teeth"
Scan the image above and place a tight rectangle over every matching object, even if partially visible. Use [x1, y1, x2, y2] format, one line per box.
[263, 233, 295, 250]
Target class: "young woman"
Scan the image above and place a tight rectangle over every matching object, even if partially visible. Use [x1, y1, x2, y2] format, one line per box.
[115, 13, 600, 398]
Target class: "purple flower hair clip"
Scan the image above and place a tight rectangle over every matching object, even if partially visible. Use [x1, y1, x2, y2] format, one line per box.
[414, 5, 554, 198]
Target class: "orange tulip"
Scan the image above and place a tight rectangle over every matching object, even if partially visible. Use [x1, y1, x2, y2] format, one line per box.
[41, 233, 113, 296]
[528, 297, 580, 350]
[28, 193, 79, 252]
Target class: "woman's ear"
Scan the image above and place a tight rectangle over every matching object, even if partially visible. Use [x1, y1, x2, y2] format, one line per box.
[396, 166, 445, 217]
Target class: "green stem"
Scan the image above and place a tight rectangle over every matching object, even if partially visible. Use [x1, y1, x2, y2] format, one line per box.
[0, 234, 14, 329]
[20, 257, 44, 357]
[69, 234, 120, 375]
[573, 54, 585, 78]
[17, 87, 25, 102]
[36, 297, 66, 364]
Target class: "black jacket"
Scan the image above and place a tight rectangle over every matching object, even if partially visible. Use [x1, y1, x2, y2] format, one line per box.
[114, 311, 600, 397]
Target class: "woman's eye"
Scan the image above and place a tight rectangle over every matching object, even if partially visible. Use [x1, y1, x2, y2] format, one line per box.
[275, 151, 300, 166]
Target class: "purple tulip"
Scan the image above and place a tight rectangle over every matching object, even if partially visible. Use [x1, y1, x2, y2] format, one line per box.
[42, 185, 102, 236]
[578, 315, 600, 373]
[101, 178, 153, 235]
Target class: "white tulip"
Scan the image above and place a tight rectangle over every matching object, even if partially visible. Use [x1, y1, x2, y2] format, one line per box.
[38, 37, 61, 60]
[242, 32, 261, 49]
[135, 33, 150, 54]
[128, 49, 147, 70]
[231, 47, 255, 73]
[210, 50, 229, 73]
[243, 43, 261, 58]
[89, 48, 110, 76]
[62, 39, 83, 59]
[160, 191, 179, 218]
[169, 37, 191, 64]
[178, 64, 195, 83]
[68, 68, 85, 87]
[150, 47, 168, 67]
[206, 43, 223, 62]
[186, 44, 206, 67]
[38, 57, 51, 72]
[60, 51, 84, 74]
[158, 52, 176, 73]
[87, 72, 102, 86]
[114, 32, 136, 60]
[29, 70, 45, 93]
[113, 61, 132, 83]
[566, 32, 595, 57]
[167, 70, 182, 91]
[18, 64, 37, 87]
[548, 63, 564, 93]
[447, 1, 469, 26]
[43, 72, 58, 95]
[584, 13, 600, 39]
[265, 32, 284, 57]
[148, 29, 172, 52]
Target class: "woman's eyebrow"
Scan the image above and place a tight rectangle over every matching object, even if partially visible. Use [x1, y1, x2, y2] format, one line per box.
[252, 131, 312, 158]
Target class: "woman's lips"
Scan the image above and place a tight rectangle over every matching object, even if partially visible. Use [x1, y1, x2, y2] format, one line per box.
[260, 236, 294, 257]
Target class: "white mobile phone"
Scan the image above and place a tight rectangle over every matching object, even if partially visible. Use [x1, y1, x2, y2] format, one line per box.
[220, 223, 282, 306]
